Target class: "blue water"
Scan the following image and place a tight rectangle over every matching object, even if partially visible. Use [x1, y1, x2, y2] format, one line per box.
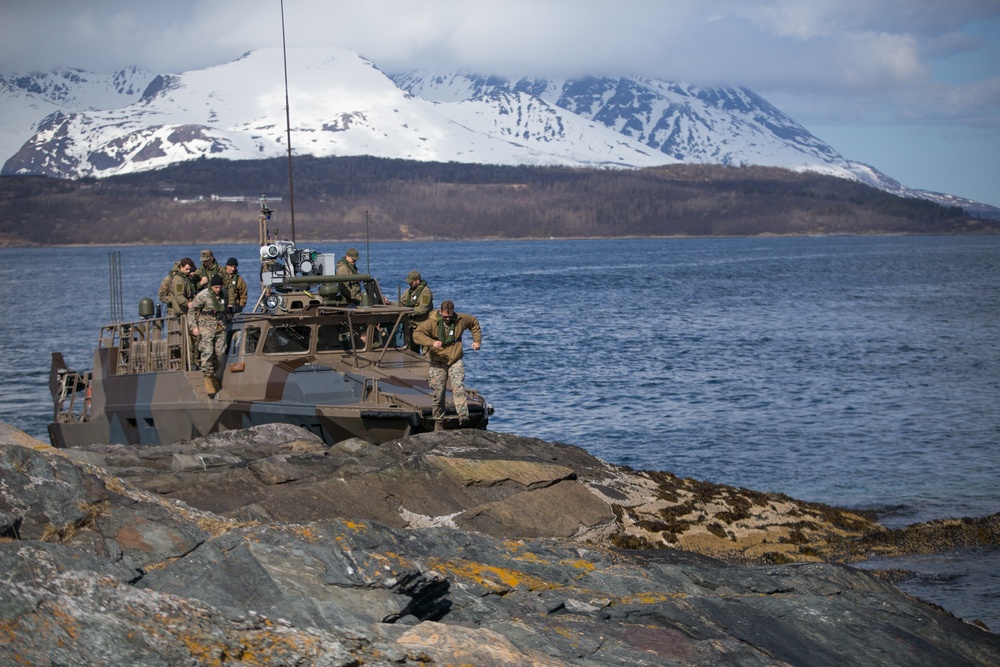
[1, 235, 998, 629]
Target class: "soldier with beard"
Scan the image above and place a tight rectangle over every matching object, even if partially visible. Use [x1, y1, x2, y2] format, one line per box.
[194, 249, 222, 292]
[413, 300, 482, 430]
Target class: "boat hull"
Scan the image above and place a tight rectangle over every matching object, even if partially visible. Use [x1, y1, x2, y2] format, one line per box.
[49, 365, 489, 448]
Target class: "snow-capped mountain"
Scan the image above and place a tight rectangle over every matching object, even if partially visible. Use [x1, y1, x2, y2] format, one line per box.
[0, 66, 152, 163]
[0, 47, 987, 212]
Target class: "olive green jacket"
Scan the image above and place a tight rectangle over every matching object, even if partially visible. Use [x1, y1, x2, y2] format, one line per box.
[223, 271, 248, 311]
[413, 310, 482, 366]
[335, 257, 361, 303]
[170, 271, 196, 316]
[194, 262, 222, 291]
[399, 281, 434, 322]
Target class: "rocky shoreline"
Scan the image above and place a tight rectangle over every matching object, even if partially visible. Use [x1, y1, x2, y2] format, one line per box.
[2, 422, 998, 665]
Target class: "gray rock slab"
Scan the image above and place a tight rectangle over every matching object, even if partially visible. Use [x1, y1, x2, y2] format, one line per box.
[3, 426, 999, 666]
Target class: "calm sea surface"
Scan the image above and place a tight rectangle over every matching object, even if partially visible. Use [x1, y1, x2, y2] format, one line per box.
[1, 235, 998, 630]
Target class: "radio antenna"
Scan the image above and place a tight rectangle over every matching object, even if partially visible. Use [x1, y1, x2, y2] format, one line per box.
[280, 0, 296, 243]
[109, 251, 123, 323]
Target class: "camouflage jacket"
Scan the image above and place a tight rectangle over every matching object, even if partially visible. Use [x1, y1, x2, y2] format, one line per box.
[189, 288, 229, 333]
[399, 281, 433, 322]
[223, 271, 248, 311]
[413, 310, 482, 366]
[170, 270, 197, 316]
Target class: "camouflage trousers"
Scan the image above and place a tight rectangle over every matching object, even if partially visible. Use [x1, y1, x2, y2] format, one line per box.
[428, 359, 467, 422]
[199, 325, 227, 376]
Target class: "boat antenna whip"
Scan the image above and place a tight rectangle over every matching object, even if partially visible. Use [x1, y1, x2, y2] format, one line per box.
[366, 209, 371, 274]
[109, 251, 124, 323]
[280, 0, 296, 243]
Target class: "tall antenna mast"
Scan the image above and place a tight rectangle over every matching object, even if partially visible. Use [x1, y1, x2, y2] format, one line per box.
[280, 0, 296, 243]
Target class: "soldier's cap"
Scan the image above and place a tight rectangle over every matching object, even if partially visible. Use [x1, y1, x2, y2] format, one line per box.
[226, 257, 239, 267]
[406, 270, 421, 282]
[346, 248, 359, 259]
[200, 249, 215, 260]
[210, 275, 224, 286]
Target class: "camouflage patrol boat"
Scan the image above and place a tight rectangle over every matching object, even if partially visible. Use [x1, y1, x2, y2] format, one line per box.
[48, 202, 492, 448]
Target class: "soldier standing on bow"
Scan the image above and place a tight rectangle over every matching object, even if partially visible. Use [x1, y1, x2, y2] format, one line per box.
[413, 300, 482, 431]
[189, 275, 229, 397]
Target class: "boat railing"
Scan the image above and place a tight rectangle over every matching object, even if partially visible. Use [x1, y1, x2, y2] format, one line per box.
[99, 315, 194, 374]
[53, 370, 92, 423]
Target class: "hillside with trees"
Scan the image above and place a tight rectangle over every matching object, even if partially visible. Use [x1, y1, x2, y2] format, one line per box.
[0, 157, 995, 246]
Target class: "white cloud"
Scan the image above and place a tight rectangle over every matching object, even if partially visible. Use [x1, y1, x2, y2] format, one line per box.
[1, 0, 997, 205]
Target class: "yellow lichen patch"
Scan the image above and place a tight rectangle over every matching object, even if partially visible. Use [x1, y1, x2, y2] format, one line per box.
[502, 538, 527, 551]
[364, 550, 412, 576]
[88, 465, 246, 539]
[427, 557, 559, 593]
[0, 622, 13, 645]
[176, 628, 332, 666]
[282, 525, 320, 543]
[618, 591, 689, 605]
[49, 602, 80, 640]
[343, 520, 367, 532]
[558, 558, 596, 573]
[503, 547, 548, 566]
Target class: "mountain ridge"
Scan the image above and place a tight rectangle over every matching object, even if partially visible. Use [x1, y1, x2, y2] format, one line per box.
[0, 47, 996, 217]
[3, 156, 993, 247]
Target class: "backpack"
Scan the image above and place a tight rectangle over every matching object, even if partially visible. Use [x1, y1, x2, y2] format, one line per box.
[158, 272, 174, 302]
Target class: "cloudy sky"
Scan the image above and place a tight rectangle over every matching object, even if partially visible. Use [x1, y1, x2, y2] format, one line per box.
[4, 0, 999, 207]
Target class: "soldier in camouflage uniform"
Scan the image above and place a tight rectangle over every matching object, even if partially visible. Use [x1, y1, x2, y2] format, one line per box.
[413, 300, 482, 430]
[399, 270, 433, 352]
[194, 249, 223, 292]
[189, 274, 229, 397]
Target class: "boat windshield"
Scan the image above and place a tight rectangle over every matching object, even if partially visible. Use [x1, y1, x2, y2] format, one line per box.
[263, 324, 311, 354]
[317, 323, 366, 352]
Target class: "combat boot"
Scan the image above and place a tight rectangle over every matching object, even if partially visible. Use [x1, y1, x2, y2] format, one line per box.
[433, 421, 444, 432]
[211, 376, 222, 393]
[204, 376, 216, 397]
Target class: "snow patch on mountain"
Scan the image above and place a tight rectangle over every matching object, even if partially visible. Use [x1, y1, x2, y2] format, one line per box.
[0, 47, 993, 214]
[0, 66, 153, 163]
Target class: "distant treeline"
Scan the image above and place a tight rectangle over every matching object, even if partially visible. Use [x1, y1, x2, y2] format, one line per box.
[1, 156, 995, 246]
